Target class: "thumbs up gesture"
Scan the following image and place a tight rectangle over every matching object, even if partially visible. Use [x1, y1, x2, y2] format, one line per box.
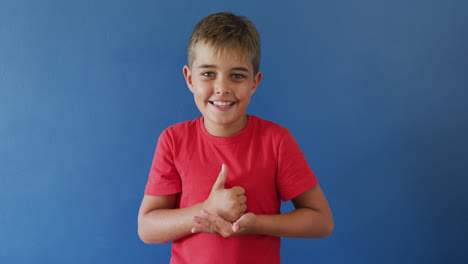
[203, 164, 247, 223]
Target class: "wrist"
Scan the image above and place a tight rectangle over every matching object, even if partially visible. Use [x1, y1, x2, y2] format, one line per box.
[201, 200, 216, 216]
[200, 200, 210, 213]
[252, 214, 262, 235]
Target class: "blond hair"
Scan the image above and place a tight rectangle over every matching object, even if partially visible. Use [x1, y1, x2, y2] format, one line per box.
[187, 12, 261, 74]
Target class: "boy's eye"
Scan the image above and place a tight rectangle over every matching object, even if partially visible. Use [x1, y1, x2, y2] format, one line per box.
[203, 72, 215, 77]
[232, 74, 245, 80]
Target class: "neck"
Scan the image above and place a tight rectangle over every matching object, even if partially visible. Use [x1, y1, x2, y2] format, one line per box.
[204, 115, 248, 137]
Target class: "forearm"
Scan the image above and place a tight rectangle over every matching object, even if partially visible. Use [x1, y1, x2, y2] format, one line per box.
[138, 164, 249, 244]
[191, 186, 334, 239]
[138, 202, 204, 244]
[254, 208, 334, 239]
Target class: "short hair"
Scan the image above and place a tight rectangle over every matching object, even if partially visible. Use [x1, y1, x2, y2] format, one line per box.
[187, 12, 261, 74]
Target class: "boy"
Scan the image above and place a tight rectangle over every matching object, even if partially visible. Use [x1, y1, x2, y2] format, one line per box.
[138, 12, 334, 264]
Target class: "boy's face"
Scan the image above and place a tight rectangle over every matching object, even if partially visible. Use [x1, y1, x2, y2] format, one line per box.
[183, 42, 262, 136]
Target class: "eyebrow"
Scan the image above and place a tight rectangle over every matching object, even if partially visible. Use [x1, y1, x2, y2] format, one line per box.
[198, 64, 250, 72]
[232, 67, 249, 72]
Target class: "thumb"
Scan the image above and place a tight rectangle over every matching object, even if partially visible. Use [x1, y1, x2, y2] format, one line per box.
[213, 164, 227, 190]
[232, 214, 247, 232]
[233, 213, 254, 233]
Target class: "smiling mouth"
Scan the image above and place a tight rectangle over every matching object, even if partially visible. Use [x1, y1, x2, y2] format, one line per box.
[209, 101, 236, 108]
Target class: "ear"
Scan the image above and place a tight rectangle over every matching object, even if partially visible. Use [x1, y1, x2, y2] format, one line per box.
[250, 71, 262, 95]
[183, 65, 194, 93]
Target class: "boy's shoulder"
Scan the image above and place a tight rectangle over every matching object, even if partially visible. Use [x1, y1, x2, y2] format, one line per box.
[251, 115, 291, 135]
[159, 117, 200, 140]
[166, 117, 200, 132]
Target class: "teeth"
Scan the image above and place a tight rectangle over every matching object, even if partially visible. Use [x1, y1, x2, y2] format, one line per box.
[213, 101, 233, 106]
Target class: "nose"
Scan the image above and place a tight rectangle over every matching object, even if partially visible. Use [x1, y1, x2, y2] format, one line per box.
[214, 76, 231, 95]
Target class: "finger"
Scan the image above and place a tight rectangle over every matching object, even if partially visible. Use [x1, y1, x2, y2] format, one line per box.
[192, 216, 212, 228]
[212, 164, 227, 190]
[237, 195, 247, 204]
[231, 186, 245, 195]
[232, 222, 240, 233]
[238, 211, 245, 218]
[192, 215, 218, 234]
[212, 221, 234, 238]
[200, 209, 220, 223]
[239, 204, 247, 214]
[202, 209, 233, 232]
[232, 219, 242, 232]
[232, 214, 249, 232]
[232, 224, 247, 233]
[191, 226, 212, 234]
[211, 225, 225, 237]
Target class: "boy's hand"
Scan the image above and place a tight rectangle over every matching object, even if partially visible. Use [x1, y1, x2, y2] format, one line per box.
[191, 209, 256, 238]
[202, 164, 247, 223]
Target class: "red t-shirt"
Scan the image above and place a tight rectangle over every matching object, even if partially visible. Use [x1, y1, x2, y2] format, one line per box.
[145, 115, 318, 264]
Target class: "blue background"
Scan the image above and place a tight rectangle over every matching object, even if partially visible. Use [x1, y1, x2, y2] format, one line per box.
[1, 0, 467, 263]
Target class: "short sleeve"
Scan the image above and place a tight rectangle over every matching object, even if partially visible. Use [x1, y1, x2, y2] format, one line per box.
[276, 129, 318, 201]
[144, 129, 182, 196]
